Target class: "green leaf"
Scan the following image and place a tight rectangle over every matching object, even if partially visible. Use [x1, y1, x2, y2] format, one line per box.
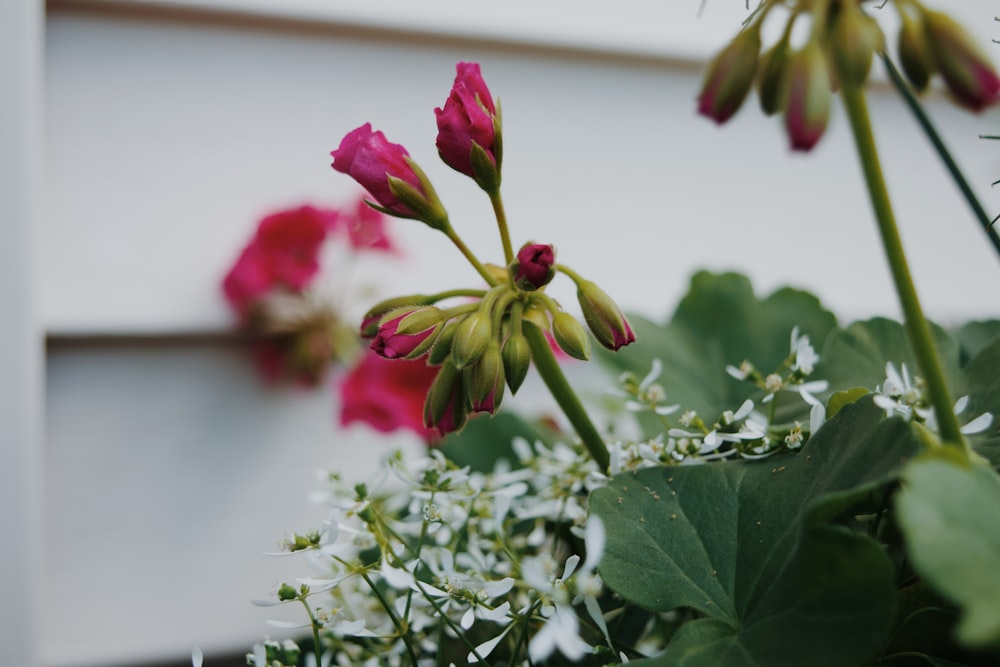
[591, 398, 920, 666]
[954, 320, 1000, 364]
[819, 318, 964, 399]
[827, 387, 870, 419]
[896, 454, 1000, 648]
[437, 411, 555, 473]
[598, 272, 836, 430]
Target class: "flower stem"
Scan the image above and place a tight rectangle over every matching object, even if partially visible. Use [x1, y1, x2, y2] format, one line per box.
[489, 190, 515, 267]
[880, 52, 1000, 262]
[839, 81, 967, 453]
[523, 323, 610, 471]
[443, 226, 499, 287]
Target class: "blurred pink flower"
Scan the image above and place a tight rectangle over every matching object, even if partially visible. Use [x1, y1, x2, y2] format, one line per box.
[222, 205, 334, 316]
[342, 196, 397, 253]
[338, 351, 439, 440]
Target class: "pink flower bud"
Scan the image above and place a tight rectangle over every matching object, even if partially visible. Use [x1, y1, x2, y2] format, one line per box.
[467, 341, 505, 414]
[332, 124, 446, 225]
[923, 10, 1000, 112]
[435, 63, 500, 189]
[783, 42, 831, 152]
[511, 243, 556, 291]
[423, 361, 468, 438]
[576, 280, 635, 351]
[698, 27, 761, 124]
[370, 309, 441, 359]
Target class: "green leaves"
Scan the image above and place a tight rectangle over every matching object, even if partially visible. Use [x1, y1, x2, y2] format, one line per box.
[896, 454, 1000, 648]
[591, 399, 921, 667]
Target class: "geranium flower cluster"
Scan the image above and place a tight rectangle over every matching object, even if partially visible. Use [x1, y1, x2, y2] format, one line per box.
[222, 199, 396, 385]
[331, 62, 634, 439]
[698, 0, 1000, 150]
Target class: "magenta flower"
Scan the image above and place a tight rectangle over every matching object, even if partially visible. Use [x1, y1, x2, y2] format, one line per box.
[512, 243, 556, 290]
[339, 350, 439, 441]
[370, 311, 439, 359]
[332, 124, 434, 220]
[435, 62, 500, 186]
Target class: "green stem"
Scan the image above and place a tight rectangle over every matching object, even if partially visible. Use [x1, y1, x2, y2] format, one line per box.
[359, 570, 420, 667]
[444, 226, 499, 287]
[489, 190, 515, 267]
[881, 52, 1000, 261]
[523, 323, 611, 471]
[840, 81, 967, 453]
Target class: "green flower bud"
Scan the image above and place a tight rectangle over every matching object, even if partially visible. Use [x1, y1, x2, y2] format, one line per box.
[451, 310, 494, 369]
[783, 41, 831, 151]
[523, 303, 551, 331]
[502, 331, 532, 394]
[829, 3, 883, 87]
[428, 318, 460, 365]
[757, 37, 791, 116]
[466, 340, 505, 414]
[551, 311, 591, 361]
[923, 9, 1000, 112]
[393, 306, 444, 336]
[360, 294, 432, 338]
[423, 361, 467, 436]
[277, 583, 298, 601]
[897, 12, 933, 92]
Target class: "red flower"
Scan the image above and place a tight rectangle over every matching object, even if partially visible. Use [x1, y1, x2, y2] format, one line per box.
[331, 124, 427, 218]
[435, 62, 499, 181]
[222, 205, 334, 316]
[338, 351, 439, 440]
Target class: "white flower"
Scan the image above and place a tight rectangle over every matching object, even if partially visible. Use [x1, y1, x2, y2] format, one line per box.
[790, 326, 820, 375]
[191, 647, 203, 667]
[528, 605, 591, 663]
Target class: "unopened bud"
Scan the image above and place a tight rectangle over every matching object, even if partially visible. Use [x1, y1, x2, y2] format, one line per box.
[829, 4, 883, 87]
[360, 294, 431, 338]
[423, 361, 467, 436]
[511, 243, 556, 291]
[698, 26, 762, 124]
[897, 12, 933, 92]
[466, 341, 505, 414]
[428, 318, 460, 365]
[277, 583, 298, 601]
[551, 311, 592, 361]
[757, 37, 791, 116]
[451, 310, 494, 368]
[783, 41, 831, 151]
[923, 9, 1000, 112]
[502, 331, 532, 394]
[371, 307, 442, 359]
[576, 280, 635, 351]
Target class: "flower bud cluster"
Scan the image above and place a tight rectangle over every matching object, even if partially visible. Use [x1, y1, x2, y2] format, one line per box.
[697, 1, 998, 151]
[362, 242, 634, 438]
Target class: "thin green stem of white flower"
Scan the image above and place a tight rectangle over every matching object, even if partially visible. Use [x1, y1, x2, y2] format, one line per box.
[359, 570, 421, 667]
[839, 80, 968, 454]
[298, 596, 323, 658]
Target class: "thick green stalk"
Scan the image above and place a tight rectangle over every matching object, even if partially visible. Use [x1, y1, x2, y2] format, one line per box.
[881, 53, 1000, 261]
[839, 81, 967, 453]
[523, 323, 610, 471]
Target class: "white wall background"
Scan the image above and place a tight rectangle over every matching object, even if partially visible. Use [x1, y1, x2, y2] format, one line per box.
[20, 0, 1000, 665]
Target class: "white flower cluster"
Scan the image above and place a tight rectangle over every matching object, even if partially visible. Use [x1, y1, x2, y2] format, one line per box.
[873, 361, 992, 435]
[250, 445, 632, 667]
[608, 327, 828, 471]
